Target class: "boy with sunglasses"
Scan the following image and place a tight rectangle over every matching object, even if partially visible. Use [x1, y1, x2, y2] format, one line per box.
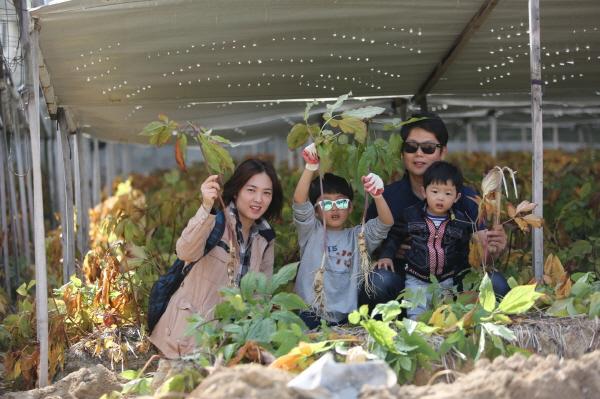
[293, 144, 393, 328]
[363, 112, 510, 309]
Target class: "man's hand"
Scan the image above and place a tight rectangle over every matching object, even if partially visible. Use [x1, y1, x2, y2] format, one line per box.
[375, 258, 395, 272]
[302, 143, 320, 171]
[362, 173, 384, 198]
[486, 224, 507, 256]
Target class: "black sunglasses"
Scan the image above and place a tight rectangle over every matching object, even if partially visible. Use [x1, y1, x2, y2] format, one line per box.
[402, 141, 443, 154]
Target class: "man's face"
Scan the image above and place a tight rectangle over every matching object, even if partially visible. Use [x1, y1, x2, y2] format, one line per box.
[315, 193, 352, 230]
[402, 127, 447, 177]
[423, 180, 461, 216]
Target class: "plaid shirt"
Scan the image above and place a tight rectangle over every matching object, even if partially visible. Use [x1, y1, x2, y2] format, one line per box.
[227, 203, 272, 285]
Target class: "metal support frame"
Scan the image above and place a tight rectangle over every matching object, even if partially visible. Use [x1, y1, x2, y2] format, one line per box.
[26, 18, 49, 388]
[72, 132, 84, 268]
[412, 0, 500, 107]
[15, 135, 32, 266]
[489, 112, 497, 158]
[552, 124, 559, 150]
[529, 0, 544, 281]
[57, 108, 76, 282]
[0, 128, 11, 298]
[78, 134, 91, 257]
[466, 120, 475, 153]
[105, 141, 115, 196]
[92, 138, 101, 207]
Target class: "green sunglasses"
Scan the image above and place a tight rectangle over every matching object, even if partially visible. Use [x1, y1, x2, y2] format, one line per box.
[316, 198, 351, 211]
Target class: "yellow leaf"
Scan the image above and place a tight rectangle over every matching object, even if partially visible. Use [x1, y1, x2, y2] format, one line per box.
[331, 117, 367, 143]
[515, 200, 537, 215]
[507, 202, 516, 219]
[543, 254, 565, 286]
[428, 305, 448, 328]
[469, 237, 484, 269]
[555, 273, 572, 299]
[514, 217, 530, 232]
[523, 214, 544, 228]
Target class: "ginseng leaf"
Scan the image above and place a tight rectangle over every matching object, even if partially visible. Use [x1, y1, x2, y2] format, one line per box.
[287, 123, 310, 149]
[497, 284, 542, 314]
[325, 92, 351, 115]
[478, 273, 496, 312]
[341, 106, 386, 120]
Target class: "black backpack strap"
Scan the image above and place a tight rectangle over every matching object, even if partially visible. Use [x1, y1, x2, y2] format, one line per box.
[182, 210, 227, 275]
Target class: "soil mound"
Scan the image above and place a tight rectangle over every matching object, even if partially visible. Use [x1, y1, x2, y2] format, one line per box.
[362, 350, 600, 399]
[0, 364, 121, 399]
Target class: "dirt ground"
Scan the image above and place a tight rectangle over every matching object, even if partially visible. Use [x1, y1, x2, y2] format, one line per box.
[361, 350, 600, 399]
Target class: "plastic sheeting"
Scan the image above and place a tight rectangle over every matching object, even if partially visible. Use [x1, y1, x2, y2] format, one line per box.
[32, 0, 600, 143]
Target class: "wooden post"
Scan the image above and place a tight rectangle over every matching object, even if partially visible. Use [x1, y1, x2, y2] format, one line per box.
[26, 20, 49, 388]
[92, 139, 101, 206]
[529, 0, 544, 281]
[0, 129, 11, 298]
[489, 112, 497, 158]
[57, 109, 76, 282]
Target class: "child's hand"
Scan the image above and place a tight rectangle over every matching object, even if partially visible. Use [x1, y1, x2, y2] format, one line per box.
[302, 143, 320, 171]
[375, 258, 394, 272]
[201, 175, 220, 210]
[362, 173, 384, 198]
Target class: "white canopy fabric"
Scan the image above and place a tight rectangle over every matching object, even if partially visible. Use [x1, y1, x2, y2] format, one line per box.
[32, 0, 600, 143]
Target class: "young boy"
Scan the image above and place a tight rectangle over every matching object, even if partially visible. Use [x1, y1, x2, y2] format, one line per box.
[378, 161, 473, 319]
[293, 144, 393, 328]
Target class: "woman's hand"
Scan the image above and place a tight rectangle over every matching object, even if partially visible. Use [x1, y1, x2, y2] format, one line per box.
[201, 175, 221, 210]
[375, 258, 394, 272]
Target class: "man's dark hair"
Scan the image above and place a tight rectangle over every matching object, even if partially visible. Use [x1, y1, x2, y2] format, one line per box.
[309, 173, 354, 205]
[400, 112, 449, 146]
[222, 158, 283, 220]
[423, 161, 464, 193]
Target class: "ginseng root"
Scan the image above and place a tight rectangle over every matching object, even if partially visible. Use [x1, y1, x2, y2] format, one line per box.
[358, 230, 375, 296]
[312, 253, 327, 314]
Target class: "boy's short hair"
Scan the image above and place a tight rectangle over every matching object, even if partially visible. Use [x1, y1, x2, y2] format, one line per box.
[400, 112, 449, 146]
[309, 173, 354, 205]
[423, 161, 464, 193]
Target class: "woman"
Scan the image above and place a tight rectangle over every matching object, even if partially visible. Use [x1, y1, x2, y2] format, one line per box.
[150, 159, 283, 358]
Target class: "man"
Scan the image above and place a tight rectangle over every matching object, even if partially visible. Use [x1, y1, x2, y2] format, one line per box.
[362, 112, 509, 308]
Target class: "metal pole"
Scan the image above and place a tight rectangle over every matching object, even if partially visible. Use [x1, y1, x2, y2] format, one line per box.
[529, 0, 544, 281]
[78, 134, 91, 256]
[489, 112, 497, 158]
[6, 140, 22, 279]
[72, 133, 83, 269]
[466, 121, 474, 153]
[27, 21, 49, 389]
[0, 129, 11, 298]
[92, 139, 100, 206]
[105, 141, 115, 195]
[520, 126, 528, 150]
[15, 135, 32, 266]
[57, 115, 75, 282]
[552, 125, 559, 150]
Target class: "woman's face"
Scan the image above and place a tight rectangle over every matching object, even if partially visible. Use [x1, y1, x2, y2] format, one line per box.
[235, 172, 273, 224]
[402, 127, 447, 177]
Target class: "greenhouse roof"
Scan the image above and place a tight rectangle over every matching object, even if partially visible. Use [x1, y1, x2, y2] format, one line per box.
[32, 0, 600, 143]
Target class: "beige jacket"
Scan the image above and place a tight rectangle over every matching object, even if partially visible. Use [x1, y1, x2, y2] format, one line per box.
[149, 205, 275, 359]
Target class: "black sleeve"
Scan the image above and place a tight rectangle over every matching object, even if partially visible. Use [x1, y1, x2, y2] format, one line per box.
[378, 216, 407, 260]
